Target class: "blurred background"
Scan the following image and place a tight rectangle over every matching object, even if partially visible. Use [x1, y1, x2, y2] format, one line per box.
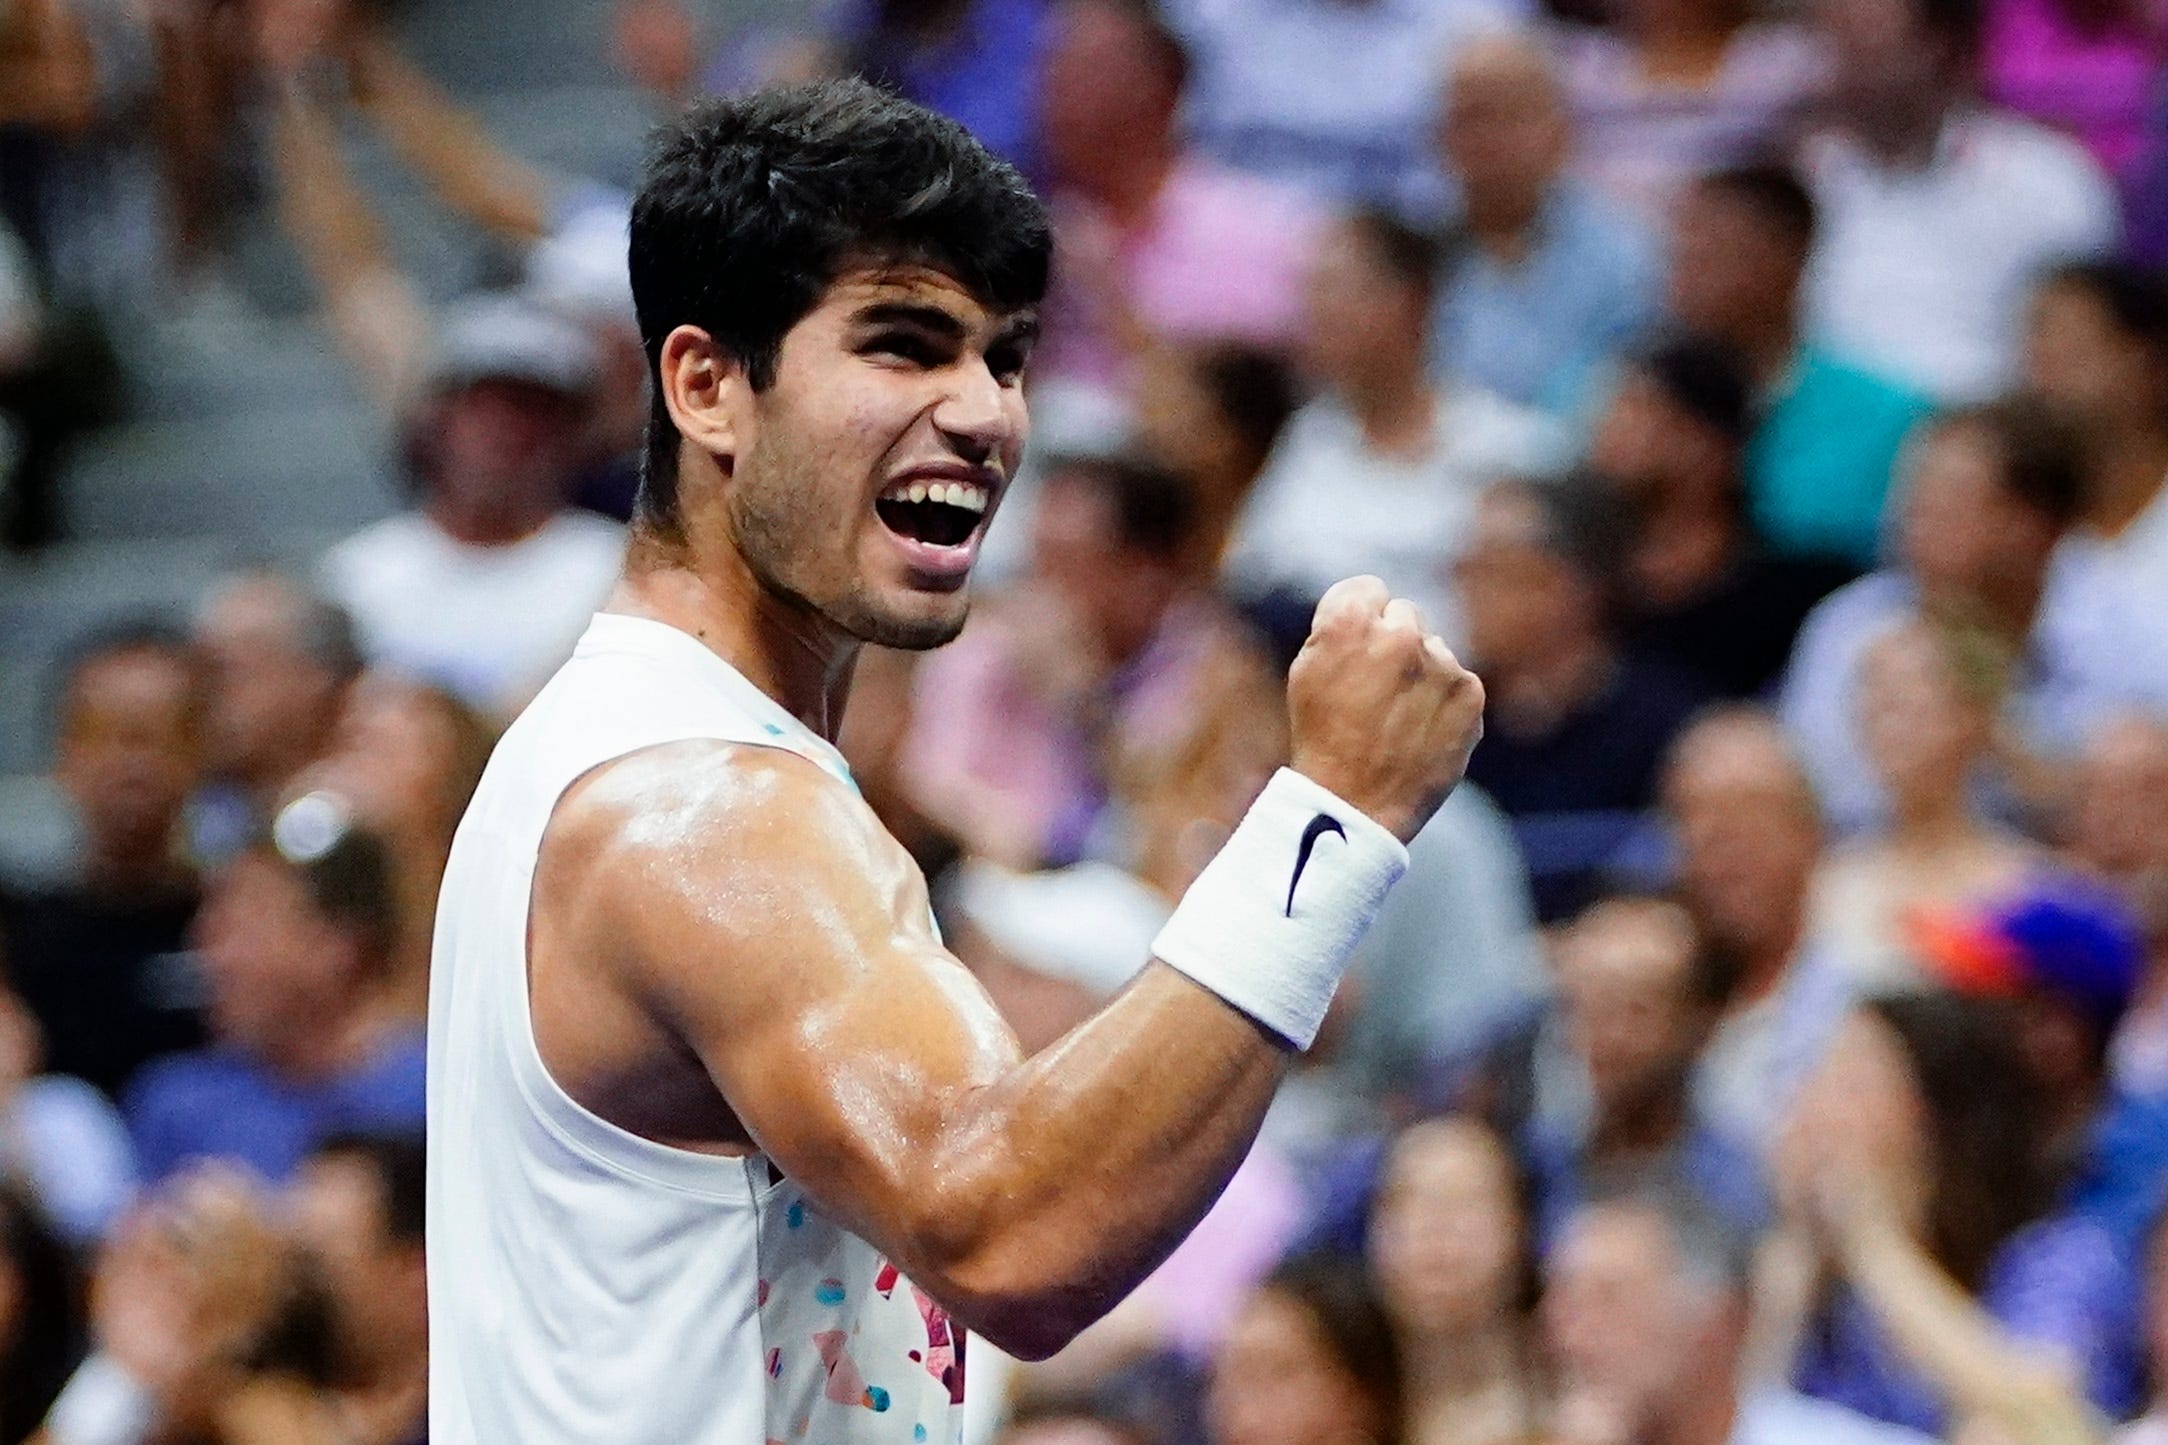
[4, 0, 2168, 1441]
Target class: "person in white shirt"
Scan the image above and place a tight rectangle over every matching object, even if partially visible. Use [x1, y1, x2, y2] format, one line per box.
[318, 293, 626, 717]
[1226, 206, 1562, 645]
[1545, 1198, 1932, 1445]
[2024, 260, 2168, 713]
[1796, 0, 2120, 400]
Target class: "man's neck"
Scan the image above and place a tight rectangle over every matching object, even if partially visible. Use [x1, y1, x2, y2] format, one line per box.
[1487, 634, 1612, 736]
[1731, 912, 1805, 1010]
[1591, 1075, 1693, 1160]
[1464, 186, 1549, 267]
[1923, 571, 2042, 643]
[2083, 426, 2168, 538]
[1843, 91, 1956, 170]
[1343, 365, 1436, 458]
[1731, 310, 1799, 387]
[1631, 19, 1743, 86]
[615, 529, 859, 742]
[1403, 1320, 1523, 1406]
[424, 494, 558, 549]
[1631, 493, 1741, 608]
[1079, 142, 1175, 230]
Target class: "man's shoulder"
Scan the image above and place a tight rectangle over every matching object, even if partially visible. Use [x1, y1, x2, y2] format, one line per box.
[548, 737, 891, 908]
[1796, 570, 1913, 644]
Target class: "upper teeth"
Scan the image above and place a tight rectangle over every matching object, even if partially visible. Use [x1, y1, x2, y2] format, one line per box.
[882, 479, 991, 514]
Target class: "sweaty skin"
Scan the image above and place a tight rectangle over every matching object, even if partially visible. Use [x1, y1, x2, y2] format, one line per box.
[524, 263, 1484, 1360]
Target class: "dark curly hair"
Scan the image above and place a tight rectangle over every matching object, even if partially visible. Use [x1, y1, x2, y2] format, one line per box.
[628, 79, 1053, 535]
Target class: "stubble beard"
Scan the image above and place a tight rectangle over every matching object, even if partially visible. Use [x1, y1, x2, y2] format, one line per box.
[731, 469, 971, 653]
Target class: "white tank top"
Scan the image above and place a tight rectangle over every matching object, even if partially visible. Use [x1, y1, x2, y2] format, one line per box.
[426, 612, 968, 1445]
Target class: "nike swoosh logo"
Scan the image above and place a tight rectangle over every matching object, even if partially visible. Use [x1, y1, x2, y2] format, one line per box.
[1286, 813, 1348, 917]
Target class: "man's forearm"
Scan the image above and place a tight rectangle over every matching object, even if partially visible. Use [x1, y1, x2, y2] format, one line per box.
[903, 963, 1288, 1359]
[351, 34, 551, 244]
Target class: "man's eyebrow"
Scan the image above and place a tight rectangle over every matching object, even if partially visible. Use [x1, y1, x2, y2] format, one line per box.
[994, 313, 1040, 348]
[849, 301, 969, 338]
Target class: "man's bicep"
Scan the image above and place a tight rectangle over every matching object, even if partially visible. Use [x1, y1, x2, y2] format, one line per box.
[614, 763, 1024, 1240]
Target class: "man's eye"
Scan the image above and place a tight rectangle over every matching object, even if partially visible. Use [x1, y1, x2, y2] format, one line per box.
[987, 346, 1029, 384]
[868, 333, 941, 366]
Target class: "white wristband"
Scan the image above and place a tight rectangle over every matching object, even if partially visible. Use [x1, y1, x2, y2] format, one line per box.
[44, 1353, 155, 1445]
[1151, 768, 1409, 1049]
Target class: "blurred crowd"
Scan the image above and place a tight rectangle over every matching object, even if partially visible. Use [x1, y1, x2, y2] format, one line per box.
[5, 0, 2168, 1440]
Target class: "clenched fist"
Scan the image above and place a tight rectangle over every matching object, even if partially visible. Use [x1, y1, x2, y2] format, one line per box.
[1287, 576, 1485, 843]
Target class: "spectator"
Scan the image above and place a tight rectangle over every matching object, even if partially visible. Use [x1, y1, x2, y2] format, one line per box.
[1206, 1255, 1402, 1445]
[1132, 342, 1301, 576]
[1226, 206, 1560, 647]
[1544, 1197, 1928, 1445]
[1909, 875, 2168, 1258]
[287, 1133, 428, 1445]
[1031, 0, 1321, 401]
[2025, 261, 2168, 714]
[44, 1165, 341, 1445]
[900, 455, 1261, 869]
[1982, 0, 2160, 190]
[1367, 1117, 1547, 1445]
[304, 672, 496, 1020]
[1666, 164, 1932, 567]
[1455, 478, 1711, 920]
[1430, 31, 1663, 417]
[317, 294, 626, 717]
[0, 958, 133, 1250]
[2066, 713, 2168, 1095]
[1810, 621, 2044, 985]
[1587, 333, 1852, 700]
[1560, 0, 1828, 224]
[1527, 895, 1768, 1251]
[1659, 712, 1854, 1150]
[125, 794, 425, 1185]
[2, 623, 208, 1102]
[189, 570, 362, 869]
[0, 1187, 80, 1445]
[1796, 0, 2121, 400]
[765, 0, 1051, 176]
[1777, 992, 2136, 1433]
[1171, 0, 1517, 205]
[1780, 399, 2090, 836]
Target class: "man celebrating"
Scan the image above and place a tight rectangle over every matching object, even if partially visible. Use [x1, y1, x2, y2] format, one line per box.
[426, 80, 1484, 1445]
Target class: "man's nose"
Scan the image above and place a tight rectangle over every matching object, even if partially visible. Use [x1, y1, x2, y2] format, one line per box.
[933, 361, 1015, 468]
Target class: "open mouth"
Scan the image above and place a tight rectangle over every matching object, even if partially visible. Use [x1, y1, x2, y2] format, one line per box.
[874, 477, 992, 550]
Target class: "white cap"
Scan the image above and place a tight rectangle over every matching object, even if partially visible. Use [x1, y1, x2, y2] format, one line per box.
[527, 194, 636, 333]
[951, 860, 1170, 1000]
[429, 292, 601, 398]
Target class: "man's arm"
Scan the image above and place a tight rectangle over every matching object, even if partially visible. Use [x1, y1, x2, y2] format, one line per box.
[268, 82, 432, 413]
[347, 28, 555, 245]
[549, 580, 1482, 1359]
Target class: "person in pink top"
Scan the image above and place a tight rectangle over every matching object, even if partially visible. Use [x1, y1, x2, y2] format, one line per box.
[1030, 0, 1323, 400]
[1562, 0, 1832, 223]
[1983, 0, 2163, 184]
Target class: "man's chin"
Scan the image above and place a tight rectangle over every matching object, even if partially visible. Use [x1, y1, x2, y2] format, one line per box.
[836, 591, 972, 652]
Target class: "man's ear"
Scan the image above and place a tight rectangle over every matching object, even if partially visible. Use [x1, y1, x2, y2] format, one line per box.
[658, 325, 745, 471]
